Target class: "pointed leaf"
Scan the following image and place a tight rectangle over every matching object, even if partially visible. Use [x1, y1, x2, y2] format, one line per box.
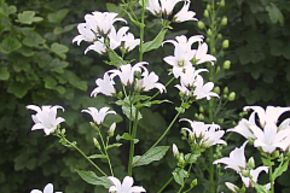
[143, 29, 168, 53]
[76, 170, 111, 188]
[133, 146, 169, 167]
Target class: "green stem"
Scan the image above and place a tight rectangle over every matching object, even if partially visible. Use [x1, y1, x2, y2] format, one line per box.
[156, 176, 174, 193]
[139, 0, 146, 61]
[128, 108, 140, 176]
[97, 129, 114, 176]
[57, 133, 107, 176]
[149, 77, 175, 101]
[149, 111, 181, 149]
[269, 165, 274, 193]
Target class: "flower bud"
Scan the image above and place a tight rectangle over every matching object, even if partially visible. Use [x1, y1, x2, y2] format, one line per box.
[217, 33, 223, 40]
[241, 169, 250, 177]
[172, 144, 179, 157]
[223, 60, 231, 70]
[190, 179, 198, 188]
[225, 182, 238, 193]
[198, 113, 205, 121]
[197, 21, 205, 30]
[108, 122, 116, 137]
[204, 10, 209, 18]
[223, 86, 229, 94]
[207, 29, 212, 36]
[272, 150, 280, 158]
[228, 92, 236, 101]
[221, 16, 228, 26]
[220, 0, 225, 7]
[199, 106, 205, 113]
[216, 66, 221, 73]
[213, 86, 221, 94]
[93, 137, 101, 150]
[177, 153, 185, 168]
[247, 157, 255, 169]
[222, 40, 230, 49]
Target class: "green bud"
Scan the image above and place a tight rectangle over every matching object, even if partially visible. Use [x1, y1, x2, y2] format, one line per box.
[228, 92, 236, 101]
[177, 153, 185, 168]
[194, 113, 199, 118]
[197, 21, 205, 30]
[190, 179, 198, 188]
[223, 60, 231, 70]
[217, 33, 223, 40]
[247, 157, 255, 169]
[93, 137, 101, 150]
[272, 150, 280, 158]
[223, 86, 229, 94]
[218, 118, 224, 124]
[213, 86, 221, 94]
[241, 169, 250, 177]
[204, 10, 209, 18]
[216, 66, 221, 73]
[199, 106, 205, 113]
[222, 39, 230, 49]
[221, 16, 228, 26]
[198, 113, 205, 120]
[206, 4, 211, 10]
[223, 94, 228, 99]
[206, 38, 210, 43]
[220, 0, 225, 7]
[207, 29, 212, 36]
[108, 123, 116, 137]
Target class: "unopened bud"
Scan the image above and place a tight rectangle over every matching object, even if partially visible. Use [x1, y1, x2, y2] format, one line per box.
[272, 150, 280, 158]
[217, 33, 223, 40]
[223, 86, 229, 94]
[220, 0, 225, 7]
[225, 182, 238, 193]
[247, 157, 255, 169]
[198, 113, 205, 120]
[172, 144, 179, 157]
[222, 39, 230, 49]
[177, 153, 185, 167]
[199, 106, 205, 113]
[216, 66, 221, 73]
[221, 16, 228, 26]
[223, 60, 231, 70]
[190, 179, 198, 188]
[197, 21, 205, 30]
[207, 29, 212, 36]
[228, 92, 236, 101]
[204, 10, 209, 18]
[108, 123, 116, 137]
[213, 86, 221, 94]
[241, 169, 250, 177]
[93, 138, 101, 150]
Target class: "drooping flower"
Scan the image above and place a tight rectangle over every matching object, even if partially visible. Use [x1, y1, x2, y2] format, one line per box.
[109, 62, 147, 86]
[72, 23, 96, 45]
[82, 107, 116, 125]
[84, 38, 106, 55]
[91, 73, 116, 97]
[108, 176, 146, 193]
[122, 33, 140, 52]
[214, 142, 268, 188]
[30, 183, 62, 193]
[163, 35, 203, 78]
[179, 67, 207, 87]
[180, 119, 226, 147]
[85, 11, 126, 35]
[26, 105, 65, 135]
[174, 1, 198, 22]
[193, 75, 219, 100]
[136, 70, 166, 93]
[228, 106, 290, 153]
[108, 26, 130, 50]
[192, 42, 216, 65]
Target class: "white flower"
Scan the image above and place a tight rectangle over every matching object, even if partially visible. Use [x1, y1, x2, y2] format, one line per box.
[108, 26, 130, 50]
[193, 75, 219, 100]
[91, 73, 116, 97]
[108, 176, 146, 193]
[163, 35, 203, 78]
[137, 70, 166, 93]
[122, 33, 140, 52]
[214, 141, 248, 172]
[240, 166, 268, 188]
[72, 23, 96, 45]
[109, 62, 147, 86]
[147, 0, 162, 15]
[174, 1, 197, 22]
[225, 182, 239, 193]
[84, 38, 106, 55]
[85, 11, 126, 35]
[179, 67, 207, 87]
[180, 119, 226, 147]
[193, 42, 216, 65]
[26, 105, 65, 135]
[30, 183, 62, 193]
[161, 0, 184, 16]
[175, 84, 191, 96]
[228, 106, 290, 153]
[82, 107, 116, 125]
[172, 144, 179, 157]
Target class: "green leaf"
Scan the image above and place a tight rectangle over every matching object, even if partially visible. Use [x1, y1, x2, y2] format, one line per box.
[44, 76, 57, 89]
[22, 31, 45, 48]
[106, 143, 122, 151]
[132, 146, 169, 167]
[16, 11, 43, 24]
[116, 133, 139, 144]
[185, 153, 200, 164]
[7, 81, 31, 98]
[0, 36, 22, 54]
[47, 9, 69, 23]
[143, 29, 168, 53]
[172, 168, 188, 186]
[0, 67, 10, 80]
[106, 49, 126, 67]
[76, 170, 111, 188]
[266, 3, 284, 25]
[88, 154, 107, 160]
[50, 43, 69, 59]
[272, 159, 289, 180]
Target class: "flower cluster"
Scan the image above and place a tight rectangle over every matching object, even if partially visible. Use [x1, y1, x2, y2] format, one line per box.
[73, 11, 139, 55]
[229, 106, 290, 153]
[180, 118, 226, 148]
[163, 35, 218, 100]
[108, 176, 146, 193]
[147, 0, 197, 23]
[91, 62, 166, 97]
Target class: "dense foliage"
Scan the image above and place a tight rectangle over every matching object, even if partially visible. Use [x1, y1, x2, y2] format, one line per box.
[0, 0, 290, 192]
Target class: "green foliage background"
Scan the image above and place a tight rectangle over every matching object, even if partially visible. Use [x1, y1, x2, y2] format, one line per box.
[0, 0, 290, 192]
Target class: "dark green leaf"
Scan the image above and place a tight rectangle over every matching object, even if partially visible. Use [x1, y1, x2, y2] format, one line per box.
[172, 168, 188, 186]
[0, 67, 10, 80]
[0, 36, 22, 54]
[47, 9, 69, 23]
[76, 170, 111, 188]
[143, 29, 168, 53]
[16, 11, 43, 24]
[50, 43, 69, 59]
[133, 146, 169, 167]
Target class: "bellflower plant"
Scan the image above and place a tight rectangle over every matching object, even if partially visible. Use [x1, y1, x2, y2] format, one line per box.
[25, 1, 290, 193]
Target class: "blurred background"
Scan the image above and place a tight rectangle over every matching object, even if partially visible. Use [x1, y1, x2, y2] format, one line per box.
[0, 0, 290, 192]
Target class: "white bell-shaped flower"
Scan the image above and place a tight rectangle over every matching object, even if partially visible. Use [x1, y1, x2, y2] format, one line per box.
[82, 107, 116, 125]
[108, 176, 146, 193]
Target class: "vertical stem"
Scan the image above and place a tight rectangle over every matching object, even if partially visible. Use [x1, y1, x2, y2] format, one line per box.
[139, 0, 146, 61]
[128, 108, 139, 176]
[157, 177, 174, 193]
[269, 165, 274, 193]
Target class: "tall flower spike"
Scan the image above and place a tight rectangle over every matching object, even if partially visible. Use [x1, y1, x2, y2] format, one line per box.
[30, 183, 62, 193]
[26, 105, 65, 135]
[82, 107, 116, 125]
[91, 73, 116, 97]
[108, 176, 146, 193]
